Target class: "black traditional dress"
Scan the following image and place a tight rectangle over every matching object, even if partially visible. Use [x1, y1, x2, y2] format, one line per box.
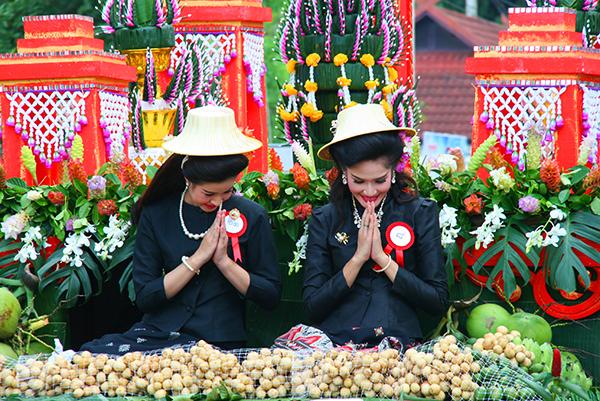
[303, 194, 448, 346]
[80, 193, 281, 354]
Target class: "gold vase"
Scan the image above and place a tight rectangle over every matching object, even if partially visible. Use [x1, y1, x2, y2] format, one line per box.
[121, 47, 173, 87]
[142, 109, 177, 148]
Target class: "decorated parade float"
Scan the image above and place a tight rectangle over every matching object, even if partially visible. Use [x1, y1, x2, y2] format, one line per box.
[0, 0, 599, 400]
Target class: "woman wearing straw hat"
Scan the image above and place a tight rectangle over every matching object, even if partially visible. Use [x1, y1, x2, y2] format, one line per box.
[303, 103, 448, 347]
[80, 106, 281, 354]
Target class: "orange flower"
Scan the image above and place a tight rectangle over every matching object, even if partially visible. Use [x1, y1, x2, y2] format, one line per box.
[304, 81, 318, 93]
[464, 194, 484, 215]
[540, 159, 561, 192]
[488, 148, 511, 170]
[364, 80, 380, 90]
[286, 60, 297, 74]
[283, 84, 298, 96]
[278, 106, 299, 122]
[387, 67, 398, 82]
[305, 53, 321, 67]
[97, 199, 118, 216]
[583, 167, 600, 194]
[48, 191, 65, 206]
[382, 84, 396, 96]
[360, 54, 375, 68]
[291, 163, 310, 190]
[266, 183, 280, 200]
[334, 53, 349, 67]
[293, 203, 313, 221]
[120, 161, 142, 187]
[336, 77, 352, 87]
[68, 159, 87, 183]
[268, 148, 283, 172]
[325, 167, 339, 186]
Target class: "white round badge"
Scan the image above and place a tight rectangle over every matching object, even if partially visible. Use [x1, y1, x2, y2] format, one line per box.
[389, 225, 412, 248]
[225, 215, 245, 235]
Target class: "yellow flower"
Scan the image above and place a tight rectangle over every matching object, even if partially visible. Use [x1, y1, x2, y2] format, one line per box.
[344, 101, 358, 109]
[286, 60, 298, 74]
[306, 53, 321, 67]
[334, 53, 349, 67]
[301, 102, 316, 117]
[384, 57, 392, 66]
[309, 109, 323, 122]
[380, 100, 393, 120]
[382, 84, 397, 96]
[284, 84, 298, 96]
[364, 80, 380, 90]
[278, 106, 299, 122]
[360, 54, 375, 68]
[387, 67, 398, 82]
[336, 77, 352, 87]
[304, 80, 318, 92]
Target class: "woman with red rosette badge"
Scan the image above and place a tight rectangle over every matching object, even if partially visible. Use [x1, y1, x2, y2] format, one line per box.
[80, 106, 281, 354]
[303, 103, 448, 347]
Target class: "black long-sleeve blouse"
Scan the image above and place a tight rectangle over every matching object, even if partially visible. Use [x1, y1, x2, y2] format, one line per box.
[132, 193, 281, 343]
[303, 194, 448, 345]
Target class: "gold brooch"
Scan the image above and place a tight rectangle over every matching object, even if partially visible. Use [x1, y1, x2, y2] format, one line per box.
[228, 208, 241, 220]
[335, 232, 349, 245]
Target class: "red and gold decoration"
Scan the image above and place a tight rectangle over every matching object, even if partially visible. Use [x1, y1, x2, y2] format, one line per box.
[0, 15, 136, 185]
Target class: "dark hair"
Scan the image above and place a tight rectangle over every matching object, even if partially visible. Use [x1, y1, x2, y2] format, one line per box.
[133, 153, 249, 223]
[329, 131, 417, 224]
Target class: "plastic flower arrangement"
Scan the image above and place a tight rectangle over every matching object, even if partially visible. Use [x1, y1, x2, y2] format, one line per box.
[410, 133, 600, 299]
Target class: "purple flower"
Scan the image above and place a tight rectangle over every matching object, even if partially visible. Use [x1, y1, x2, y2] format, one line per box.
[87, 175, 107, 192]
[65, 219, 74, 232]
[518, 196, 540, 214]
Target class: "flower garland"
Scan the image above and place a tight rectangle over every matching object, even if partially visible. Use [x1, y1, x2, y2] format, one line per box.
[334, 53, 352, 107]
[360, 54, 380, 103]
[301, 53, 324, 123]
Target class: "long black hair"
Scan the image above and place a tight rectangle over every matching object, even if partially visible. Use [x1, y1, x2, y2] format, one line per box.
[133, 153, 249, 223]
[329, 131, 417, 224]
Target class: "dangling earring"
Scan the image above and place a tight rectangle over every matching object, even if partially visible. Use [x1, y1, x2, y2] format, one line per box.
[391, 172, 396, 184]
[342, 172, 348, 185]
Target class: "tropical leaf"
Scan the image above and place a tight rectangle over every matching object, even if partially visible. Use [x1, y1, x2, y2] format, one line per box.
[470, 220, 538, 299]
[543, 210, 600, 292]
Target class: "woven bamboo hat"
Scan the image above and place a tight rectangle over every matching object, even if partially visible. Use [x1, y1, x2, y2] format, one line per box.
[162, 106, 263, 156]
[317, 103, 416, 160]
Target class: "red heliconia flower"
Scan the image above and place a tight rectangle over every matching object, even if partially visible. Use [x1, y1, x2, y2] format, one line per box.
[268, 148, 283, 172]
[48, 191, 66, 206]
[551, 348, 562, 377]
[540, 159, 561, 192]
[463, 194, 484, 215]
[97, 199, 118, 216]
[266, 183, 280, 200]
[293, 203, 313, 221]
[325, 167, 339, 186]
[120, 161, 142, 187]
[291, 163, 310, 190]
[68, 159, 88, 183]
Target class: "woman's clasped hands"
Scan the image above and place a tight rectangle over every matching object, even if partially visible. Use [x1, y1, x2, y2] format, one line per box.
[354, 201, 391, 269]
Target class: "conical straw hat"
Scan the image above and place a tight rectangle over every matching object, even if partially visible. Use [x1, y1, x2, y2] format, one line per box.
[163, 106, 263, 156]
[317, 103, 416, 160]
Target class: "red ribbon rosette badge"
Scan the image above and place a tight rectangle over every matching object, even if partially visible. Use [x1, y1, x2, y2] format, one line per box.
[225, 208, 247, 262]
[372, 222, 415, 272]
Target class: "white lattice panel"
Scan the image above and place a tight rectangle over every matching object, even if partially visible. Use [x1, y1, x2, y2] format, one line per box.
[481, 86, 566, 167]
[242, 31, 265, 106]
[99, 91, 130, 161]
[129, 146, 168, 184]
[6, 90, 90, 167]
[581, 85, 600, 165]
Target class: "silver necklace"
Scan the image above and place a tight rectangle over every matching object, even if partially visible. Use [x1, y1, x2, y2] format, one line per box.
[179, 190, 208, 240]
[352, 194, 387, 229]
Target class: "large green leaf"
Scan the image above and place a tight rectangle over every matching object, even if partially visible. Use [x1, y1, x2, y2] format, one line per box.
[470, 221, 538, 298]
[544, 210, 600, 292]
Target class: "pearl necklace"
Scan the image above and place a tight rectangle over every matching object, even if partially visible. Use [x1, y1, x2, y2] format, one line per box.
[179, 190, 208, 240]
[352, 194, 387, 229]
